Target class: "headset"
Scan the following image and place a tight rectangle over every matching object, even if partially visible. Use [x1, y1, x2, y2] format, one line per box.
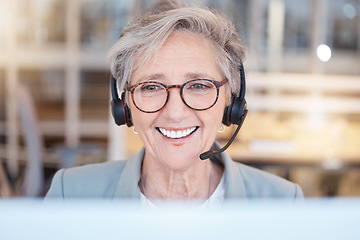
[110, 63, 248, 160]
[110, 75, 133, 127]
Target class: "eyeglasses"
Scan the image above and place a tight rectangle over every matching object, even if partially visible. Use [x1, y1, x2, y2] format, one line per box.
[126, 79, 227, 113]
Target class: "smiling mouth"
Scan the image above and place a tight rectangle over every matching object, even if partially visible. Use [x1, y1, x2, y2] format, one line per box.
[157, 127, 198, 139]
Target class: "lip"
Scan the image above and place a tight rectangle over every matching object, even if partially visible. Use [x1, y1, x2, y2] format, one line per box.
[157, 126, 198, 140]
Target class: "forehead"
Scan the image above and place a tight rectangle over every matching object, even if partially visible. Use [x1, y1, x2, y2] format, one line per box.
[159, 31, 216, 57]
[132, 31, 223, 84]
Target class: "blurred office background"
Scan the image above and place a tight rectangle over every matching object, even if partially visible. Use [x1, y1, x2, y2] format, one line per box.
[0, 0, 359, 197]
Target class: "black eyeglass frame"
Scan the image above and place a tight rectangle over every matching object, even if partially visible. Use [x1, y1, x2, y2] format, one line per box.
[126, 78, 228, 113]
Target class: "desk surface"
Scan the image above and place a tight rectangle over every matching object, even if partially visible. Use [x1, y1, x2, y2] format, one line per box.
[0, 198, 359, 240]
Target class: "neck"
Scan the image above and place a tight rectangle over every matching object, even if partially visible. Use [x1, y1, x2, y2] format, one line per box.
[140, 153, 223, 199]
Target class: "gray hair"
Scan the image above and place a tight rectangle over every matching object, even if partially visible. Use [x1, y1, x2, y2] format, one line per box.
[108, 0, 246, 98]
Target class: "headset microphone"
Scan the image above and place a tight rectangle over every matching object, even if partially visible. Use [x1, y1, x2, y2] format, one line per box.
[199, 109, 247, 160]
[199, 63, 248, 160]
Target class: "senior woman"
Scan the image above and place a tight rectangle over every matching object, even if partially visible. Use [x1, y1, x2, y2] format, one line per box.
[46, 0, 303, 205]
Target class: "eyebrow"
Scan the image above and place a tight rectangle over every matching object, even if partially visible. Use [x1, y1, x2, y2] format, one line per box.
[185, 72, 214, 80]
[134, 73, 165, 84]
[135, 72, 215, 84]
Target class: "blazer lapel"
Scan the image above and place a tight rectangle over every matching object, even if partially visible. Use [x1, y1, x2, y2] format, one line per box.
[221, 152, 248, 199]
[113, 148, 145, 199]
[211, 141, 247, 199]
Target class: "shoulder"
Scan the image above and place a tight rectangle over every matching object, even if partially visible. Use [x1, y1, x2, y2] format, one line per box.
[64, 160, 129, 184]
[45, 161, 128, 199]
[61, 160, 127, 179]
[213, 142, 303, 199]
[230, 160, 303, 198]
[45, 148, 145, 199]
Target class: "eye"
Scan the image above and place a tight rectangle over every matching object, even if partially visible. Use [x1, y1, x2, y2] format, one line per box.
[139, 82, 164, 92]
[190, 83, 208, 89]
[186, 80, 214, 91]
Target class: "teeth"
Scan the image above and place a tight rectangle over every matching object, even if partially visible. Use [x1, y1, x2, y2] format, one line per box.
[159, 127, 196, 139]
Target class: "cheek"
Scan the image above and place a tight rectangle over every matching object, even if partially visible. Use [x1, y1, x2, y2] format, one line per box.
[213, 93, 228, 129]
[129, 102, 161, 146]
[203, 97, 226, 130]
[217, 88, 228, 118]
[128, 102, 151, 131]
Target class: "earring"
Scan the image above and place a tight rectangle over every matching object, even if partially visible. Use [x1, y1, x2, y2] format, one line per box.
[217, 124, 225, 133]
[133, 127, 138, 135]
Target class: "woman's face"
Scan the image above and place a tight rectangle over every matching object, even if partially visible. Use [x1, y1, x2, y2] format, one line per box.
[130, 31, 227, 171]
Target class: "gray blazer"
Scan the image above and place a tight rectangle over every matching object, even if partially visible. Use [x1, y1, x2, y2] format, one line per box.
[45, 147, 303, 200]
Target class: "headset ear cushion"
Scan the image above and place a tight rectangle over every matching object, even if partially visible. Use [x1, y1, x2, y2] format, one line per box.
[111, 93, 133, 127]
[111, 98, 125, 126]
[231, 98, 247, 125]
[222, 96, 247, 126]
[222, 97, 234, 127]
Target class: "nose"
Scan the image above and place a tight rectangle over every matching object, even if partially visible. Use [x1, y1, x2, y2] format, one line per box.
[161, 87, 189, 121]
